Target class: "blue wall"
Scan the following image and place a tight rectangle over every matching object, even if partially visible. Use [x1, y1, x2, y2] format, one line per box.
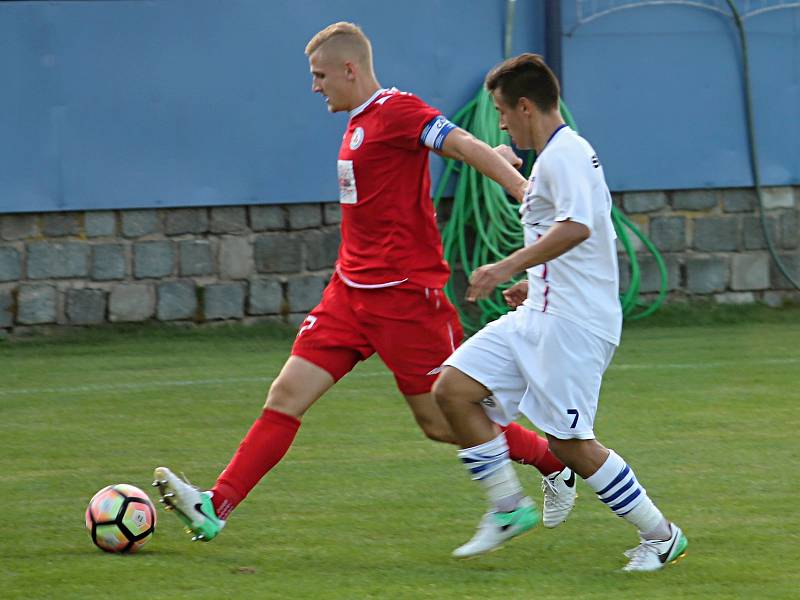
[2, 1, 799, 213]
[561, 1, 800, 191]
[0, 0, 543, 213]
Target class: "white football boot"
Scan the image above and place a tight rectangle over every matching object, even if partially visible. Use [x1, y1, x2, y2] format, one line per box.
[541, 467, 577, 528]
[622, 522, 688, 572]
[452, 497, 539, 559]
[153, 466, 225, 541]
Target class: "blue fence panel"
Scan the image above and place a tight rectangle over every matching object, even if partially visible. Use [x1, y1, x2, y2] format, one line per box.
[0, 0, 543, 214]
[561, 1, 800, 191]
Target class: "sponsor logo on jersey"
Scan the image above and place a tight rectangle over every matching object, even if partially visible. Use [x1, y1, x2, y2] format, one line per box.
[350, 127, 365, 150]
[591, 154, 601, 168]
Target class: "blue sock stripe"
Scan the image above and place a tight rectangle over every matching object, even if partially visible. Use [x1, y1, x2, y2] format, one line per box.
[596, 464, 630, 496]
[610, 487, 642, 512]
[460, 450, 507, 463]
[597, 476, 635, 504]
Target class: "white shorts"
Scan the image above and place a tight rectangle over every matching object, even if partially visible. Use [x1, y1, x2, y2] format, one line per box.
[443, 307, 616, 440]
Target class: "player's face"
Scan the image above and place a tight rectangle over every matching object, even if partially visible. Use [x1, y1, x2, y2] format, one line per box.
[491, 90, 532, 150]
[309, 50, 352, 113]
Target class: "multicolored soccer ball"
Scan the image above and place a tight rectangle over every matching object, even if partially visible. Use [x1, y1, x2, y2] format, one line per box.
[85, 484, 157, 553]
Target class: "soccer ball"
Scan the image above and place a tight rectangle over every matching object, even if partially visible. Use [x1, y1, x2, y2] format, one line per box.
[85, 484, 157, 553]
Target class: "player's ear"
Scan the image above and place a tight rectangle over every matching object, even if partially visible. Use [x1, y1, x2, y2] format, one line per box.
[518, 97, 533, 116]
[344, 61, 356, 80]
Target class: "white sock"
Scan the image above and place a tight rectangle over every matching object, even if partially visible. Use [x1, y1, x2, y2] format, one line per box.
[584, 450, 666, 536]
[458, 433, 524, 513]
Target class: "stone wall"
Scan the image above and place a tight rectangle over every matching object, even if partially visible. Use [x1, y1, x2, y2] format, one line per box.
[614, 186, 799, 306]
[0, 204, 341, 333]
[0, 185, 798, 334]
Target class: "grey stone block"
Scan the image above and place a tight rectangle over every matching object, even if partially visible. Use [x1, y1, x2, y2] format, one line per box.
[219, 236, 253, 279]
[650, 217, 686, 252]
[762, 187, 795, 209]
[731, 253, 770, 291]
[17, 284, 57, 324]
[42, 212, 80, 237]
[686, 257, 729, 294]
[781, 210, 798, 249]
[85, 211, 116, 237]
[671, 189, 718, 211]
[714, 291, 755, 305]
[722, 188, 755, 213]
[304, 229, 341, 270]
[248, 278, 283, 315]
[254, 233, 302, 273]
[692, 217, 739, 252]
[109, 283, 155, 322]
[0, 246, 22, 282]
[0, 289, 13, 327]
[287, 203, 322, 229]
[165, 208, 208, 235]
[323, 203, 342, 225]
[250, 206, 286, 231]
[1, 214, 38, 241]
[204, 283, 245, 320]
[121, 210, 160, 238]
[286, 275, 326, 313]
[637, 255, 680, 293]
[763, 291, 785, 308]
[27, 242, 90, 279]
[210, 207, 248, 233]
[157, 281, 197, 321]
[742, 216, 778, 251]
[770, 254, 800, 290]
[66, 289, 106, 325]
[134, 241, 174, 279]
[622, 191, 667, 213]
[91, 244, 127, 281]
[179, 240, 214, 276]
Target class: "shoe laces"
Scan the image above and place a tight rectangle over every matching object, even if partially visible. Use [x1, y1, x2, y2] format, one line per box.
[541, 474, 570, 508]
[625, 539, 660, 569]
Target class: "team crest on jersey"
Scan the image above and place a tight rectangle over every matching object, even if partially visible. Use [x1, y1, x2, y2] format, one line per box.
[350, 127, 365, 150]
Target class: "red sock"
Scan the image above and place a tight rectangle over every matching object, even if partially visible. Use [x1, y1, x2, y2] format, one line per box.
[211, 408, 301, 520]
[503, 422, 564, 476]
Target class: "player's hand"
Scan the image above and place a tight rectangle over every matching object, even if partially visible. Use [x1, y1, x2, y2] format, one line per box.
[502, 281, 528, 308]
[466, 262, 514, 302]
[494, 144, 523, 169]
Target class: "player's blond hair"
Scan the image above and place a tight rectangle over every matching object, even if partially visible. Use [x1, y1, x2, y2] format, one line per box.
[305, 22, 374, 72]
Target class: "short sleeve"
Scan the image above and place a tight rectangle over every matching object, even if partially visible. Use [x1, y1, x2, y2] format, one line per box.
[379, 93, 442, 151]
[543, 152, 595, 230]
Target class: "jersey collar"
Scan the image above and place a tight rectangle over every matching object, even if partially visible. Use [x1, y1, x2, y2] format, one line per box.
[349, 88, 389, 118]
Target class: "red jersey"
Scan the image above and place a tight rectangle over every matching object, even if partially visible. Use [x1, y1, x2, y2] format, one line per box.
[336, 88, 456, 289]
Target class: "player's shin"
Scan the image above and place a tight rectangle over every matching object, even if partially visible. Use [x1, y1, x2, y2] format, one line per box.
[583, 449, 669, 538]
[503, 422, 565, 475]
[211, 408, 301, 520]
[458, 433, 525, 512]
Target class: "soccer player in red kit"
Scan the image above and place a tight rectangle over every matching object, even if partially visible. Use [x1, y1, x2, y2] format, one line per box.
[154, 22, 576, 543]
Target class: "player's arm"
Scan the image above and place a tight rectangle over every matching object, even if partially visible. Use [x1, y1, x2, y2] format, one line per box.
[437, 128, 528, 202]
[466, 220, 589, 301]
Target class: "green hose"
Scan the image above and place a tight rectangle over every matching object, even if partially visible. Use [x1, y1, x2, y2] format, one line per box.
[433, 86, 669, 334]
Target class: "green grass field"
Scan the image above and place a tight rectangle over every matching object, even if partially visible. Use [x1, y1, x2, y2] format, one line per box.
[1, 306, 799, 599]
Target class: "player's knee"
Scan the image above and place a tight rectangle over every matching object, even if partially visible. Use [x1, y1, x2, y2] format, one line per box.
[263, 377, 303, 416]
[431, 373, 461, 412]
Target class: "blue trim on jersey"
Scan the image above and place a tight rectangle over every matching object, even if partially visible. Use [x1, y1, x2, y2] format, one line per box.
[544, 123, 569, 149]
[420, 115, 456, 150]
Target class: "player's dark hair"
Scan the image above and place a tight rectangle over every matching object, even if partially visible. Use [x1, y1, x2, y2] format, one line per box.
[485, 53, 560, 112]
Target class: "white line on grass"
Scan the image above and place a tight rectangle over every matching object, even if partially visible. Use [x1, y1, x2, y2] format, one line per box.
[0, 356, 797, 397]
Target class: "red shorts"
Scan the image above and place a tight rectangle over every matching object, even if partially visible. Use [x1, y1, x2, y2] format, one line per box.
[291, 273, 464, 395]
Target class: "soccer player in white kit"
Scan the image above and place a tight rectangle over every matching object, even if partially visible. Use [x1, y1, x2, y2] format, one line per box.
[433, 53, 688, 571]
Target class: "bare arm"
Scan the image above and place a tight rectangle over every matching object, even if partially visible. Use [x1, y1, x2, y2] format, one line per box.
[438, 128, 528, 202]
[466, 220, 590, 301]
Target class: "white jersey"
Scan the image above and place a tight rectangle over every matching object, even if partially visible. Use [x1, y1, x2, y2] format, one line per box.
[521, 125, 622, 346]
